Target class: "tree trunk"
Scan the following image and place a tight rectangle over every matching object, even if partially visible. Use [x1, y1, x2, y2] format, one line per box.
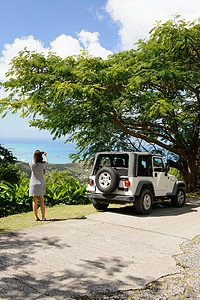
[182, 155, 199, 191]
[179, 155, 199, 191]
[168, 154, 199, 191]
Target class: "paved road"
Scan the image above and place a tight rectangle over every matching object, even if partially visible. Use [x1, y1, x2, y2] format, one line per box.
[0, 197, 200, 299]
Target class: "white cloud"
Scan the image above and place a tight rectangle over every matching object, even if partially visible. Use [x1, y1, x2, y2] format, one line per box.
[78, 30, 100, 48]
[0, 35, 48, 81]
[78, 30, 112, 59]
[0, 31, 112, 82]
[50, 34, 82, 58]
[106, 0, 200, 50]
[96, 11, 104, 21]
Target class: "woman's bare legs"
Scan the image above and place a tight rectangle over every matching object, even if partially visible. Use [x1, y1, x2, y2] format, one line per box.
[32, 196, 39, 220]
[39, 196, 46, 220]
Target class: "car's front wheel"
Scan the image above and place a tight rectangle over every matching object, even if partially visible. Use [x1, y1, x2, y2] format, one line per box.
[92, 199, 109, 211]
[134, 189, 153, 215]
[171, 188, 186, 207]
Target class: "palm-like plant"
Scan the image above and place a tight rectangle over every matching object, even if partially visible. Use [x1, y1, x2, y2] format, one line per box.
[0, 174, 32, 216]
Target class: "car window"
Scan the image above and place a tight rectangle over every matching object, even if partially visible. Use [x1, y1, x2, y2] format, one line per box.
[93, 154, 129, 174]
[137, 156, 152, 176]
[153, 157, 164, 172]
[113, 157, 126, 167]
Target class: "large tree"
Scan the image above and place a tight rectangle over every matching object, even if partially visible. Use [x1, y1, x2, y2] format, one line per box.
[0, 17, 200, 190]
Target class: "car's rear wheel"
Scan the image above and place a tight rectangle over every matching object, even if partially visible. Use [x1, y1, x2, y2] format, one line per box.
[171, 188, 186, 207]
[92, 199, 109, 211]
[96, 167, 119, 193]
[135, 189, 153, 215]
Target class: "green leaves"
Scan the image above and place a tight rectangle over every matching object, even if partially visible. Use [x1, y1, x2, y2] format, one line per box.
[149, 99, 176, 118]
[0, 144, 17, 165]
[0, 17, 200, 188]
[0, 145, 21, 185]
[45, 171, 89, 206]
[0, 169, 90, 217]
[0, 174, 32, 217]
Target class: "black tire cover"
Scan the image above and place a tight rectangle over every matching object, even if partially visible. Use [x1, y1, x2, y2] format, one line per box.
[96, 167, 119, 193]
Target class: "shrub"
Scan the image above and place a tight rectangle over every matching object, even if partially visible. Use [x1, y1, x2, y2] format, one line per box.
[45, 170, 90, 206]
[0, 167, 90, 217]
[0, 163, 21, 185]
[0, 144, 21, 184]
[0, 174, 32, 217]
[168, 167, 182, 180]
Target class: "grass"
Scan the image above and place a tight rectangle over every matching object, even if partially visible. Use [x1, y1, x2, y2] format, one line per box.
[2, 190, 198, 234]
[0, 203, 99, 233]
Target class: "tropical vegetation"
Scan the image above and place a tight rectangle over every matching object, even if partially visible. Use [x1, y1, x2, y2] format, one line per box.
[0, 144, 21, 184]
[0, 17, 200, 190]
[0, 146, 89, 218]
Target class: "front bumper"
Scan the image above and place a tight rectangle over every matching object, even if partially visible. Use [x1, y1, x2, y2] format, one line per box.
[86, 193, 134, 203]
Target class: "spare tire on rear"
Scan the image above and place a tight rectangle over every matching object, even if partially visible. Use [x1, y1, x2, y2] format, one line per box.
[96, 167, 119, 193]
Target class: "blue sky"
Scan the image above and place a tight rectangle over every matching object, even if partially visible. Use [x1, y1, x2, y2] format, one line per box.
[0, 0, 199, 140]
[0, 0, 118, 51]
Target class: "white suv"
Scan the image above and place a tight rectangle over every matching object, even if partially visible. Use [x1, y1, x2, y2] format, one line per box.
[86, 152, 186, 215]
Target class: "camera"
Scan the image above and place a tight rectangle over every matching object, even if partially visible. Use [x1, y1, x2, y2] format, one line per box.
[41, 151, 44, 154]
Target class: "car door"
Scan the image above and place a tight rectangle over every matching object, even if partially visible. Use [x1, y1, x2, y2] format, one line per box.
[152, 156, 168, 196]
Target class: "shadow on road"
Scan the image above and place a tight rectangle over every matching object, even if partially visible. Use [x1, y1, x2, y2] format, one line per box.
[0, 261, 146, 299]
[107, 197, 200, 218]
[0, 230, 146, 299]
[0, 231, 70, 272]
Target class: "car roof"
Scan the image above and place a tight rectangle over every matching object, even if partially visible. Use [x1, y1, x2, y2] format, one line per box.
[95, 152, 152, 155]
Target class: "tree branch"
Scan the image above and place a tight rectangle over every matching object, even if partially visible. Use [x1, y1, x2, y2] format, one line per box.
[111, 111, 186, 156]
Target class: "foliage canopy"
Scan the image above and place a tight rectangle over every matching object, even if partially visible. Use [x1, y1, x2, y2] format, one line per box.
[1, 17, 200, 189]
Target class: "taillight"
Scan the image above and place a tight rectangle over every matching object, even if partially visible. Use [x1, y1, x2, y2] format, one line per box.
[124, 180, 130, 187]
[88, 179, 94, 186]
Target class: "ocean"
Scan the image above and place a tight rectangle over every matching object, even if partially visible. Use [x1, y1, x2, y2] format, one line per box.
[0, 137, 77, 164]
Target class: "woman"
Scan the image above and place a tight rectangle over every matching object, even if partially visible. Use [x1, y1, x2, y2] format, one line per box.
[29, 150, 48, 221]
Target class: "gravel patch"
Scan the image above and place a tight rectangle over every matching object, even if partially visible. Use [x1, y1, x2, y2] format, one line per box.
[80, 235, 200, 300]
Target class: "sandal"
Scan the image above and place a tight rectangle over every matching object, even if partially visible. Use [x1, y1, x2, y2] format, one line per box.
[42, 218, 47, 221]
[35, 218, 40, 221]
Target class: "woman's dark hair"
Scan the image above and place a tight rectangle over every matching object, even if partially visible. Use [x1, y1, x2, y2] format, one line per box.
[34, 150, 43, 163]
